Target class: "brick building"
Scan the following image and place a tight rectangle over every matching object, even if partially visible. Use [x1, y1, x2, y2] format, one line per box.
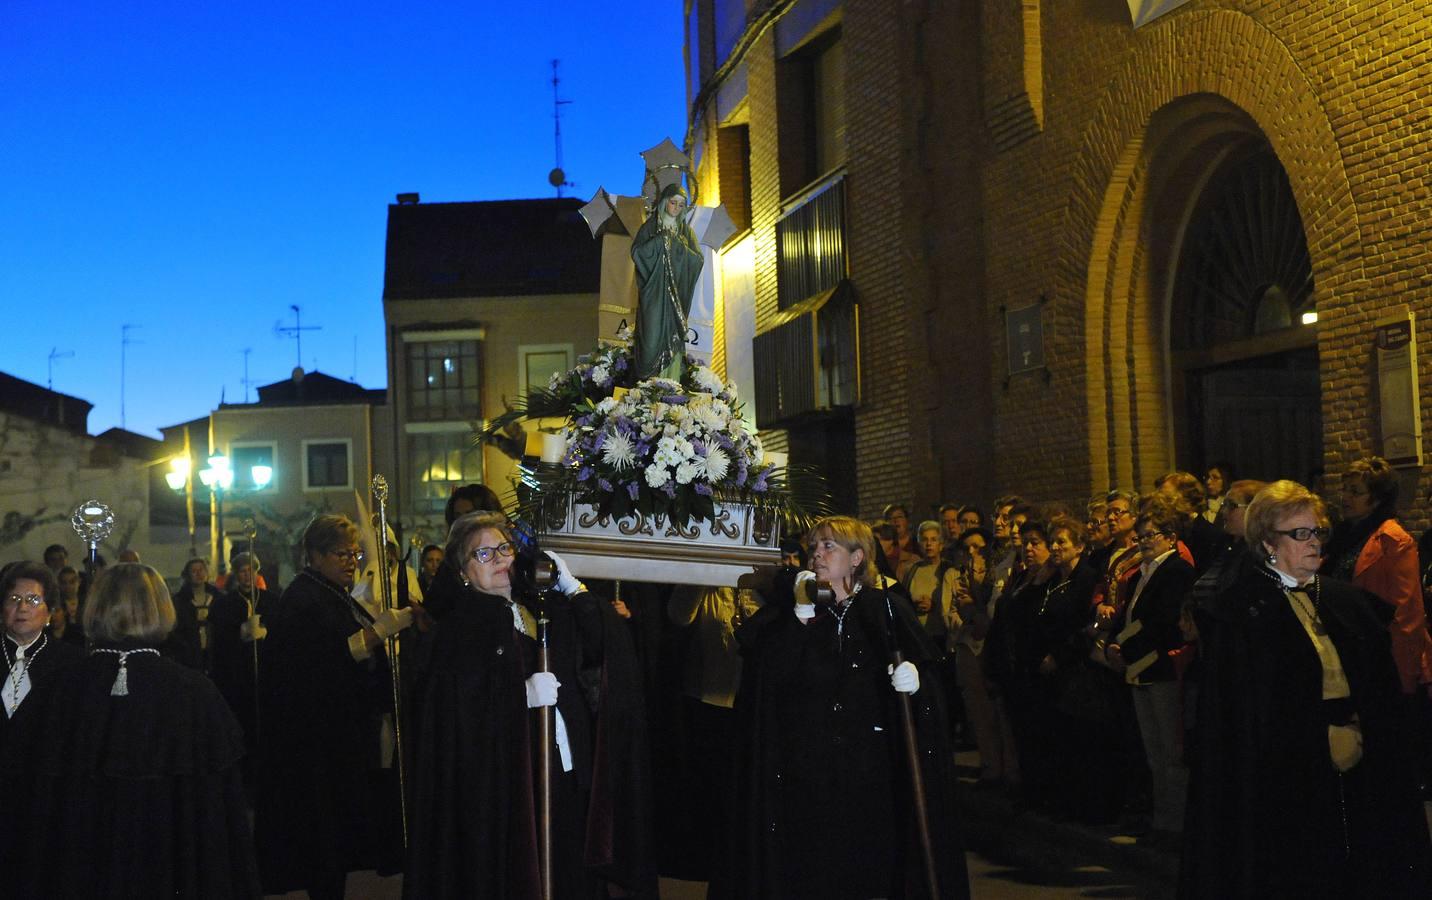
[684, 0, 1432, 525]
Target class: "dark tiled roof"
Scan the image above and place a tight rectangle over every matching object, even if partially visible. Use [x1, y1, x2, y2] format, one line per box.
[241, 369, 386, 407]
[383, 198, 600, 300]
[94, 427, 166, 459]
[0, 371, 92, 434]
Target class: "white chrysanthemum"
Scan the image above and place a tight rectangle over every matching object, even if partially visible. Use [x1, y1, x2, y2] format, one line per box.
[645, 464, 671, 488]
[653, 436, 683, 468]
[692, 366, 724, 394]
[702, 447, 730, 482]
[596, 396, 617, 414]
[548, 371, 563, 391]
[695, 405, 726, 433]
[602, 431, 636, 470]
[675, 460, 702, 485]
[590, 363, 610, 384]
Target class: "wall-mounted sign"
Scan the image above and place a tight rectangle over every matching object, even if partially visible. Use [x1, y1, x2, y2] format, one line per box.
[1005, 300, 1046, 377]
[1374, 307, 1422, 467]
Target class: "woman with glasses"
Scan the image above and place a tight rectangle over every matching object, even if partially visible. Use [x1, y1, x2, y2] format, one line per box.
[0, 561, 81, 747]
[1102, 496, 1196, 848]
[255, 514, 416, 899]
[1181, 480, 1431, 898]
[404, 511, 654, 899]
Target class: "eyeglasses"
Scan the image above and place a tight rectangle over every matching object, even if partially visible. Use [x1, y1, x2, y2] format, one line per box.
[1105, 508, 1131, 520]
[1274, 526, 1330, 542]
[4, 594, 45, 609]
[469, 542, 515, 565]
[326, 549, 364, 563]
[1135, 531, 1172, 544]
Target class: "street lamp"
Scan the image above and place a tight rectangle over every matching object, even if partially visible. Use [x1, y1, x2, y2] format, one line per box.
[170, 454, 274, 575]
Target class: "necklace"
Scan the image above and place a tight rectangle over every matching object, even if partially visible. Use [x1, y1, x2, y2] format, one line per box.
[3, 633, 47, 715]
[831, 582, 863, 642]
[1258, 566, 1326, 635]
[90, 647, 160, 696]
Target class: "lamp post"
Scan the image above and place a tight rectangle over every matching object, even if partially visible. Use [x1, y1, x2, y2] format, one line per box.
[170, 454, 273, 574]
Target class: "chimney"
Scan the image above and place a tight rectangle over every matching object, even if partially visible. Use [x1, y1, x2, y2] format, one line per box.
[396, 192, 420, 205]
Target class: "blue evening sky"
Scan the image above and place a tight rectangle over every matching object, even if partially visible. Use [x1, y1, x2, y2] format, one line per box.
[1, 0, 687, 437]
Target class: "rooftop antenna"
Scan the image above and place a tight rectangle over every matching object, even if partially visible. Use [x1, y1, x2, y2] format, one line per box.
[275, 304, 322, 369]
[120, 324, 143, 430]
[351, 335, 358, 382]
[241, 348, 256, 402]
[548, 59, 573, 197]
[47, 347, 74, 390]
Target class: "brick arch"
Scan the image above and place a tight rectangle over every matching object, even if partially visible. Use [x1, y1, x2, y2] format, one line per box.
[1068, 8, 1361, 492]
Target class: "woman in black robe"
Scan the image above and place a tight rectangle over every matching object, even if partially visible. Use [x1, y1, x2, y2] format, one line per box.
[208, 550, 278, 762]
[404, 511, 656, 899]
[716, 515, 969, 899]
[254, 514, 416, 899]
[1, 562, 259, 898]
[1181, 480, 1431, 898]
[0, 561, 82, 749]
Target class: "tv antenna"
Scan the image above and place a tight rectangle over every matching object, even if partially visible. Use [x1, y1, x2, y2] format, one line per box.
[548, 59, 574, 196]
[47, 347, 74, 390]
[241, 348, 256, 402]
[275, 304, 322, 369]
[120, 324, 143, 430]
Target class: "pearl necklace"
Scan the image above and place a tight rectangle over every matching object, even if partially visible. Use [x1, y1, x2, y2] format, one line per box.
[3, 633, 47, 715]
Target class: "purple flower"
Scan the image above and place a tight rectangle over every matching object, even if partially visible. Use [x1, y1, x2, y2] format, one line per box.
[627, 482, 640, 500]
[577, 466, 593, 482]
[752, 469, 770, 492]
[662, 483, 677, 499]
[662, 394, 688, 405]
[615, 358, 627, 371]
[694, 482, 713, 496]
[598, 478, 613, 493]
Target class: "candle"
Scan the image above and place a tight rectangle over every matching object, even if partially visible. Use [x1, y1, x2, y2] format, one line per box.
[540, 433, 566, 464]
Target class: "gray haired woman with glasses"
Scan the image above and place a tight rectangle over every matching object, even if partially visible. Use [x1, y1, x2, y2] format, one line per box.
[1181, 480, 1431, 898]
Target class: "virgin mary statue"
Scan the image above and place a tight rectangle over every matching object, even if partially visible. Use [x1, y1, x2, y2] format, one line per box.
[630, 182, 703, 381]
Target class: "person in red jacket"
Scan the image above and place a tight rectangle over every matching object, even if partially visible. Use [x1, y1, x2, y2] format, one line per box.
[1322, 456, 1432, 696]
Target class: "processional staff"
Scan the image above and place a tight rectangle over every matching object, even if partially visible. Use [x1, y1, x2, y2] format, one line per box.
[371, 474, 409, 848]
[71, 500, 116, 583]
[883, 593, 940, 899]
[242, 518, 263, 743]
[531, 555, 559, 900]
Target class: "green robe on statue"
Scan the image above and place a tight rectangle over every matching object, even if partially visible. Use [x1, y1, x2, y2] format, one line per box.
[631, 183, 703, 381]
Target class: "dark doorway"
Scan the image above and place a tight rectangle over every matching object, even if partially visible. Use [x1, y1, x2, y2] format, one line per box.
[1170, 141, 1320, 482]
[1184, 347, 1321, 483]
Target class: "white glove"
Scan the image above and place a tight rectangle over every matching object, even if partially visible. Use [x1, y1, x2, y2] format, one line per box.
[239, 615, 267, 642]
[793, 570, 817, 622]
[545, 551, 586, 596]
[889, 661, 920, 694]
[372, 607, 415, 640]
[525, 671, 561, 708]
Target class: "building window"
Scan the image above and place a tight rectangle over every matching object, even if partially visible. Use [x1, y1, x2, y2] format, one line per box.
[303, 440, 352, 490]
[406, 338, 481, 422]
[778, 28, 846, 197]
[518, 344, 573, 397]
[230, 443, 276, 492]
[409, 430, 483, 516]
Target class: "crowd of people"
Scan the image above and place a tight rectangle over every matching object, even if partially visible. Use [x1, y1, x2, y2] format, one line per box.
[2, 459, 1431, 897]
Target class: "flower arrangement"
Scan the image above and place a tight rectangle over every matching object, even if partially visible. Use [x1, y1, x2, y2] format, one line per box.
[478, 334, 826, 532]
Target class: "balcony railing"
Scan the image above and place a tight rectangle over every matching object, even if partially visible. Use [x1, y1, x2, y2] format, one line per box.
[753, 282, 858, 428]
[777, 172, 847, 310]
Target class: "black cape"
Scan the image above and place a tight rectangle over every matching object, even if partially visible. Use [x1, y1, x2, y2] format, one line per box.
[715, 576, 970, 899]
[0, 646, 259, 898]
[1181, 558, 1432, 898]
[253, 568, 403, 894]
[404, 585, 656, 899]
[0, 631, 82, 749]
[208, 585, 278, 754]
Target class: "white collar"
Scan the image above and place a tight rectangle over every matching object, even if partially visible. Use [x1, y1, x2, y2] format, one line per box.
[1270, 566, 1304, 589]
[5, 632, 42, 653]
[1141, 548, 1176, 573]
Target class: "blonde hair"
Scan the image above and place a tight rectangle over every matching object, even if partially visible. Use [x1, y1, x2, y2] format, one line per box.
[303, 514, 361, 565]
[1244, 480, 1329, 553]
[811, 515, 878, 590]
[82, 563, 176, 644]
